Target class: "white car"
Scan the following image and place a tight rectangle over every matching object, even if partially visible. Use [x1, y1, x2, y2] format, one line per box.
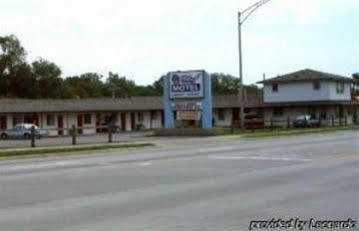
[1, 124, 49, 139]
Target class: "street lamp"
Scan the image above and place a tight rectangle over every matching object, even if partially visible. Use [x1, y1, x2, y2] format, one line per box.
[238, 0, 273, 129]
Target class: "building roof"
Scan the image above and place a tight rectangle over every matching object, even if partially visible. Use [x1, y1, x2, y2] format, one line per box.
[0, 97, 162, 114]
[261, 100, 359, 107]
[0, 95, 263, 114]
[258, 69, 354, 84]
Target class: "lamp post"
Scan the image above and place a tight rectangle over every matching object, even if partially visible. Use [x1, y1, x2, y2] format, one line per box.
[238, 0, 273, 129]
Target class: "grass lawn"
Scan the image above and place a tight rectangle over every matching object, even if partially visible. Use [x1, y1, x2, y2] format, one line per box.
[240, 126, 358, 138]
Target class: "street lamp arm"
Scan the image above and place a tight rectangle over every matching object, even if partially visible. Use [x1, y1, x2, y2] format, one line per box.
[240, 0, 272, 25]
[241, 0, 267, 14]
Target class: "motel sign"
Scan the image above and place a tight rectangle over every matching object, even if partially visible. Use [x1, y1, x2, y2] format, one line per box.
[163, 70, 213, 130]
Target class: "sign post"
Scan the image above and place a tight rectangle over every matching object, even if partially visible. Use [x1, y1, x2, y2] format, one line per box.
[163, 70, 212, 130]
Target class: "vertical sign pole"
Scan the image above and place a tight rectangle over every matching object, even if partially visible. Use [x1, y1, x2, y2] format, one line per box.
[201, 72, 213, 129]
[164, 73, 175, 129]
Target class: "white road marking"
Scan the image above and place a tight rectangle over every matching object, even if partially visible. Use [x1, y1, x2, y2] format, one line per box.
[209, 156, 312, 162]
[137, 162, 152, 166]
[198, 146, 236, 153]
[0, 161, 82, 172]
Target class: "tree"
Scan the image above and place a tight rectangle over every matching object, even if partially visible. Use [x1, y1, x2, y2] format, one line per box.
[32, 58, 64, 98]
[151, 73, 260, 97]
[152, 76, 165, 96]
[65, 73, 106, 98]
[0, 34, 263, 99]
[105, 72, 137, 98]
[352, 73, 359, 95]
[0, 35, 26, 75]
[211, 73, 261, 97]
[211, 73, 240, 95]
[0, 35, 27, 97]
[7, 63, 37, 98]
[133, 85, 159, 96]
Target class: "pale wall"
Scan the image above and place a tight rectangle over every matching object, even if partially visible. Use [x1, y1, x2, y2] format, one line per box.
[213, 109, 232, 127]
[6, 114, 12, 129]
[328, 82, 352, 100]
[125, 112, 132, 132]
[264, 81, 351, 103]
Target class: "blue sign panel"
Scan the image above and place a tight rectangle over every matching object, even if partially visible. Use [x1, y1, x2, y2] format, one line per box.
[169, 71, 204, 99]
[164, 70, 212, 130]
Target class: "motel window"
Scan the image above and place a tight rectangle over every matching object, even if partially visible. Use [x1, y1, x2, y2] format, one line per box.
[13, 115, 23, 127]
[138, 112, 144, 123]
[272, 83, 278, 92]
[313, 81, 321, 90]
[273, 108, 283, 117]
[218, 109, 226, 121]
[84, 113, 92, 125]
[336, 82, 345, 94]
[46, 115, 55, 126]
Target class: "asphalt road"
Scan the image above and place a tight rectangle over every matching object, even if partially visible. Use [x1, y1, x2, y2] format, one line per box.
[0, 131, 358, 231]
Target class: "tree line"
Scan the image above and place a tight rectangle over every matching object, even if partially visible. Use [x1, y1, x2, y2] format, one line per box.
[0, 34, 260, 99]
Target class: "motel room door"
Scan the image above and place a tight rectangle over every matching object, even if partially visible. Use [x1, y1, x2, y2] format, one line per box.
[232, 108, 240, 126]
[130, 113, 136, 131]
[121, 113, 126, 131]
[0, 116, 7, 130]
[77, 114, 83, 135]
[58, 115, 64, 136]
[32, 114, 39, 126]
[24, 114, 39, 126]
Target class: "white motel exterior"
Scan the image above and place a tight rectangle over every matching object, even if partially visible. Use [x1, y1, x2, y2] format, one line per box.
[259, 69, 358, 127]
[0, 96, 258, 136]
[0, 69, 358, 136]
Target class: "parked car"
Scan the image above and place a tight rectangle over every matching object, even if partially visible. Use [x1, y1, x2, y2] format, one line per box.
[0, 124, 49, 140]
[293, 115, 320, 128]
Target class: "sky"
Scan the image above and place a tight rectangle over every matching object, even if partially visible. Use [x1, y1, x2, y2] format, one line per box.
[0, 0, 358, 85]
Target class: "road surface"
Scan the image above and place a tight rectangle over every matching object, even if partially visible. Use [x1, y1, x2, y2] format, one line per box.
[0, 131, 358, 230]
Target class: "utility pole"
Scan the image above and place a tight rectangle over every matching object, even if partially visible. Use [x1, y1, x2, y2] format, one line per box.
[238, 11, 245, 129]
[237, 0, 273, 129]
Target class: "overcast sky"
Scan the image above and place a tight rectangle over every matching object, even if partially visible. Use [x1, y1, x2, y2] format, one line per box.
[1, 0, 358, 85]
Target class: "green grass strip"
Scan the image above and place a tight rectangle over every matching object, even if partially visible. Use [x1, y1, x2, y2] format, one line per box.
[0, 143, 154, 158]
[242, 126, 357, 138]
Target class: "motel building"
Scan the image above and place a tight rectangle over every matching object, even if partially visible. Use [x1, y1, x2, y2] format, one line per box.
[0, 69, 358, 136]
[258, 69, 359, 127]
[0, 95, 262, 136]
